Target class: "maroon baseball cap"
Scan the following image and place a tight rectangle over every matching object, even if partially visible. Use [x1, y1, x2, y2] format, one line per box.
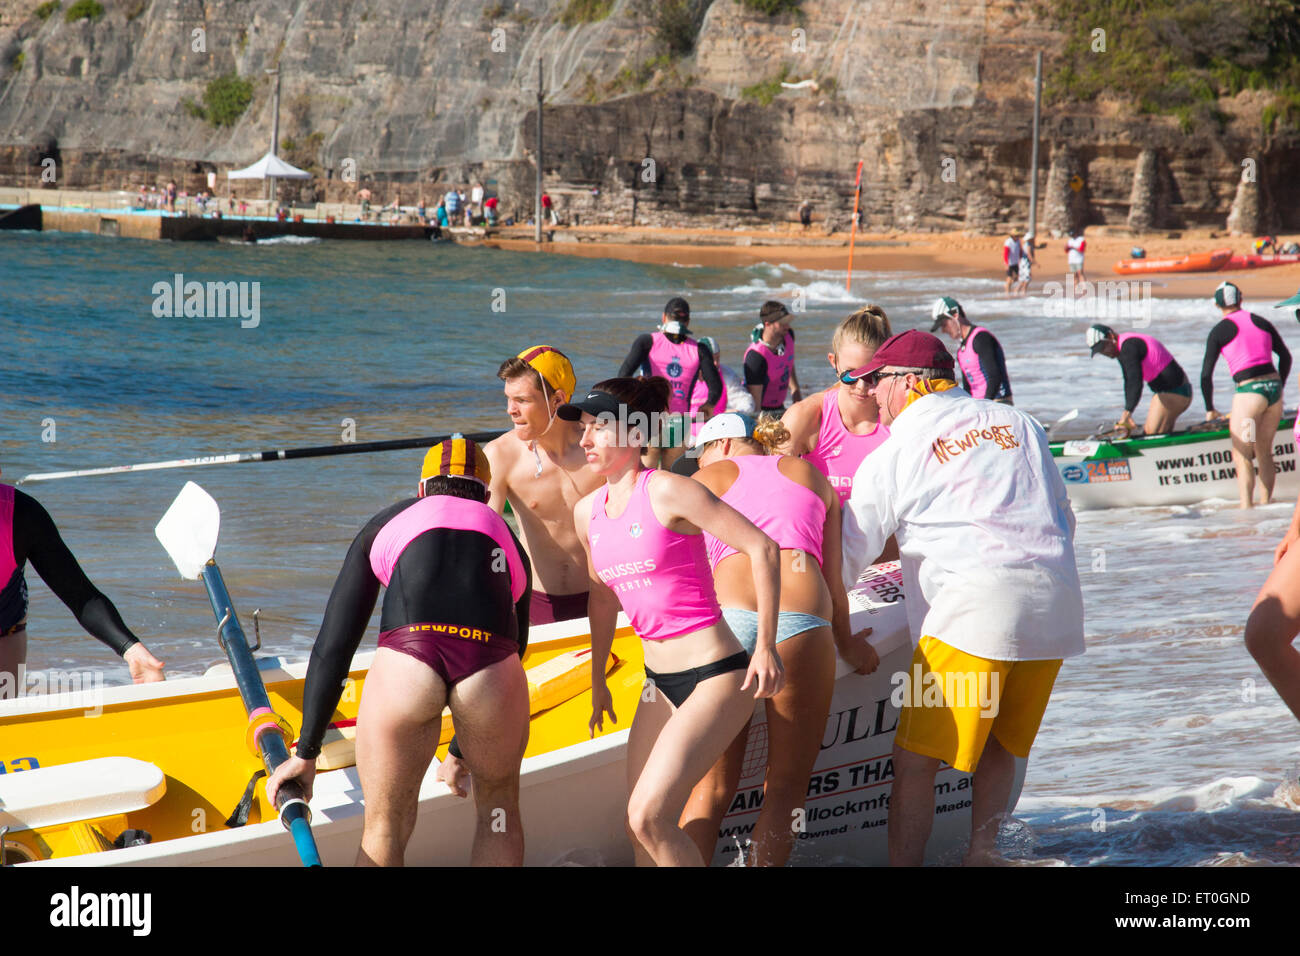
[847, 329, 955, 380]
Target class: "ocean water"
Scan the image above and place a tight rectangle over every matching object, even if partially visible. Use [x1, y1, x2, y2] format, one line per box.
[3, 229, 1300, 866]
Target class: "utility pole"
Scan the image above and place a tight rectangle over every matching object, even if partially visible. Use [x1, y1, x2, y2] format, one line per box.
[1028, 51, 1042, 238]
[266, 67, 282, 205]
[535, 57, 543, 243]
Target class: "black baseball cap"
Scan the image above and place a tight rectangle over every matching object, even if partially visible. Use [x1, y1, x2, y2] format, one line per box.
[557, 389, 624, 422]
[664, 297, 690, 321]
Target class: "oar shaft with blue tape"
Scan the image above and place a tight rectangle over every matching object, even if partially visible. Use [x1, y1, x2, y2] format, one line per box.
[200, 560, 322, 867]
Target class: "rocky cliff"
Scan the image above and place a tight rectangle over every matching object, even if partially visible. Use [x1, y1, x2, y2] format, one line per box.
[0, 0, 1295, 234]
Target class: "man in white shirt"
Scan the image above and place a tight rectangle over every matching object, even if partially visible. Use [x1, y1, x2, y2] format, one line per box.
[1066, 230, 1087, 294]
[839, 329, 1085, 865]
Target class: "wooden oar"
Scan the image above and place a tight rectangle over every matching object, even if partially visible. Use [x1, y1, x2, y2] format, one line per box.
[19, 429, 507, 484]
[154, 481, 323, 867]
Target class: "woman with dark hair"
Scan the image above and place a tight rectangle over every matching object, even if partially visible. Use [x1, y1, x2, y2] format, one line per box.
[559, 376, 784, 866]
[680, 413, 877, 866]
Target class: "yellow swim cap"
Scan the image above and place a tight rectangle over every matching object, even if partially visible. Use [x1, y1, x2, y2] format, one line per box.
[516, 345, 576, 400]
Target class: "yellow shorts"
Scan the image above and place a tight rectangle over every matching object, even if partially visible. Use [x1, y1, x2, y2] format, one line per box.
[894, 635, 1062, 773]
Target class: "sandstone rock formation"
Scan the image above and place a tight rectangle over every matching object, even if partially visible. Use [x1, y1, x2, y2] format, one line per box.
[0, 0, 1295, 232]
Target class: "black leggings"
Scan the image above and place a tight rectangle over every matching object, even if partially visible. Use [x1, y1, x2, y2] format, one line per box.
[644, 650, 749, 709]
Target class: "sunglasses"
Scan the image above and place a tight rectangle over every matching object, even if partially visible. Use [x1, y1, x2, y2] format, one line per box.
[841, 369, 905, 387]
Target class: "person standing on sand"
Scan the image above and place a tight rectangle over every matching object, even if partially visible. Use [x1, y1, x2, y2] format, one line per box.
[1002, 233, 1022, 296]
[680, 413, 877, 867]
[780, 306, 892, 507]
[0, 479, 166, 699]
[799, 200, 812, 230]
[931, 296, 1013, 405]
[1086, 324, 1191, 436]
[839, 330, 1085, 866]
[267, 439, 532, 866]
[541, 191, 558, 225]
[471, 181, 484, 221]
[563, 377, 784, 866]
[744, 301, 803, 415]
[1201, 281, 1291, 509]
[1014, 232, 1035, 296]
[1065, 230, 1087, 293]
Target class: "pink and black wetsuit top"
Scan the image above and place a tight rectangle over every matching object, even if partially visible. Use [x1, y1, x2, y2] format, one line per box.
[703, 455, 825, 570]
[956, 326, 1011, 401]
[0, 485, 23, 633]
[0, 483, 139, 647]
[618, 332, 721, 415]
[1115, 333, 1189, 412]
[1200, 309, 1292, 411]
[744, 331, 796, 411]
[802, 388, 890, 505]
[296, 494, 532, 760]
[589, 470, 721, 640]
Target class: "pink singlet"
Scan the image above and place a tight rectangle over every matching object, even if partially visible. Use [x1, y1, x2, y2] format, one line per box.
[1220, 309, 1276, 376]
[369, 495, 526, 601]
[802, 388, 890, 505]
[1117, 332, 1176, 383]
[745, 332, 796, 409]
[589, 470, 721, 641]
[703, 455, 825, 570]
[648, 332, 704, 415]
[0, 485, 17, 587]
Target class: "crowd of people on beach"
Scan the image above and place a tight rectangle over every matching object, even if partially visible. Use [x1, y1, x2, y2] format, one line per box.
[8, 275, 1300, 868]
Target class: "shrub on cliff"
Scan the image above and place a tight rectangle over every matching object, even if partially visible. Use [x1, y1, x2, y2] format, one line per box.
[740, 0, 801, 14]
[63, 0, 103, 22]
[184, 73, 255, 127]
[33, 1, 59, 21]
[562, 0, 614, 26]
[741, 64, 790, 106]
[1037, 0, 1300, 132]
[632, 0, 707, 56]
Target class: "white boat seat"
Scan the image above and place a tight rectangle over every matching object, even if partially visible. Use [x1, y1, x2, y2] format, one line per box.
[0, 757, 166, 832]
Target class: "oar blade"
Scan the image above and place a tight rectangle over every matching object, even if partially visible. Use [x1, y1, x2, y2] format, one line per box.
[155, 481, 221, 579]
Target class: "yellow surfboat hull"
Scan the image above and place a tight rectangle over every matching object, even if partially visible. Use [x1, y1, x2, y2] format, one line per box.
[1, 565, 1025, 866]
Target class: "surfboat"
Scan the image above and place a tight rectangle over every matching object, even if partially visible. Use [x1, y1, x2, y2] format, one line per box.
[1051, 414, 1298, 510]
[0, 563, 1024, 867]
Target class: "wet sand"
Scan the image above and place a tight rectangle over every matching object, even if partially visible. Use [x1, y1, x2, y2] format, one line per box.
[488, 225, 1300, 304]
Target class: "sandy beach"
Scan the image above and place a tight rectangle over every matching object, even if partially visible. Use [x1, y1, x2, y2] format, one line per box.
[489, 225, 1300, 304]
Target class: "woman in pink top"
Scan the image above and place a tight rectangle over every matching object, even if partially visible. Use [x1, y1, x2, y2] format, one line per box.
[680, 414, 878, 866]
[782, 306, 894, 517]
[560, 376, 784, 867]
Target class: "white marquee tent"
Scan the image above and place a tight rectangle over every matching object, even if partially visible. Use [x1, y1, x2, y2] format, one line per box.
[226, 151, 311, 180]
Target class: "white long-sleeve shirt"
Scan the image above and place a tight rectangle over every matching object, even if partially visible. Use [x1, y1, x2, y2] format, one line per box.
[841, 386, 1085, 662]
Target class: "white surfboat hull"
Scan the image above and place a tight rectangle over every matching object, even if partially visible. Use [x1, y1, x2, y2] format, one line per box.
[16, 564, 1024, 867]
[1053, 417, 1299, 509]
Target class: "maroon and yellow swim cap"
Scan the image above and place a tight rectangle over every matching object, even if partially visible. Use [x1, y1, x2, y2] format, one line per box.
[421, 436, 491, 488]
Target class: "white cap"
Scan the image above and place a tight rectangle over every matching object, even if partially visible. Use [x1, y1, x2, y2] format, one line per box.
[1214, 281, 1242, 308]
[693, 413, 756, 448]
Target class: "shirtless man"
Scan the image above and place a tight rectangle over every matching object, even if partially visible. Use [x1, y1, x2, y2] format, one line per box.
[437, 345, 603, 794]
